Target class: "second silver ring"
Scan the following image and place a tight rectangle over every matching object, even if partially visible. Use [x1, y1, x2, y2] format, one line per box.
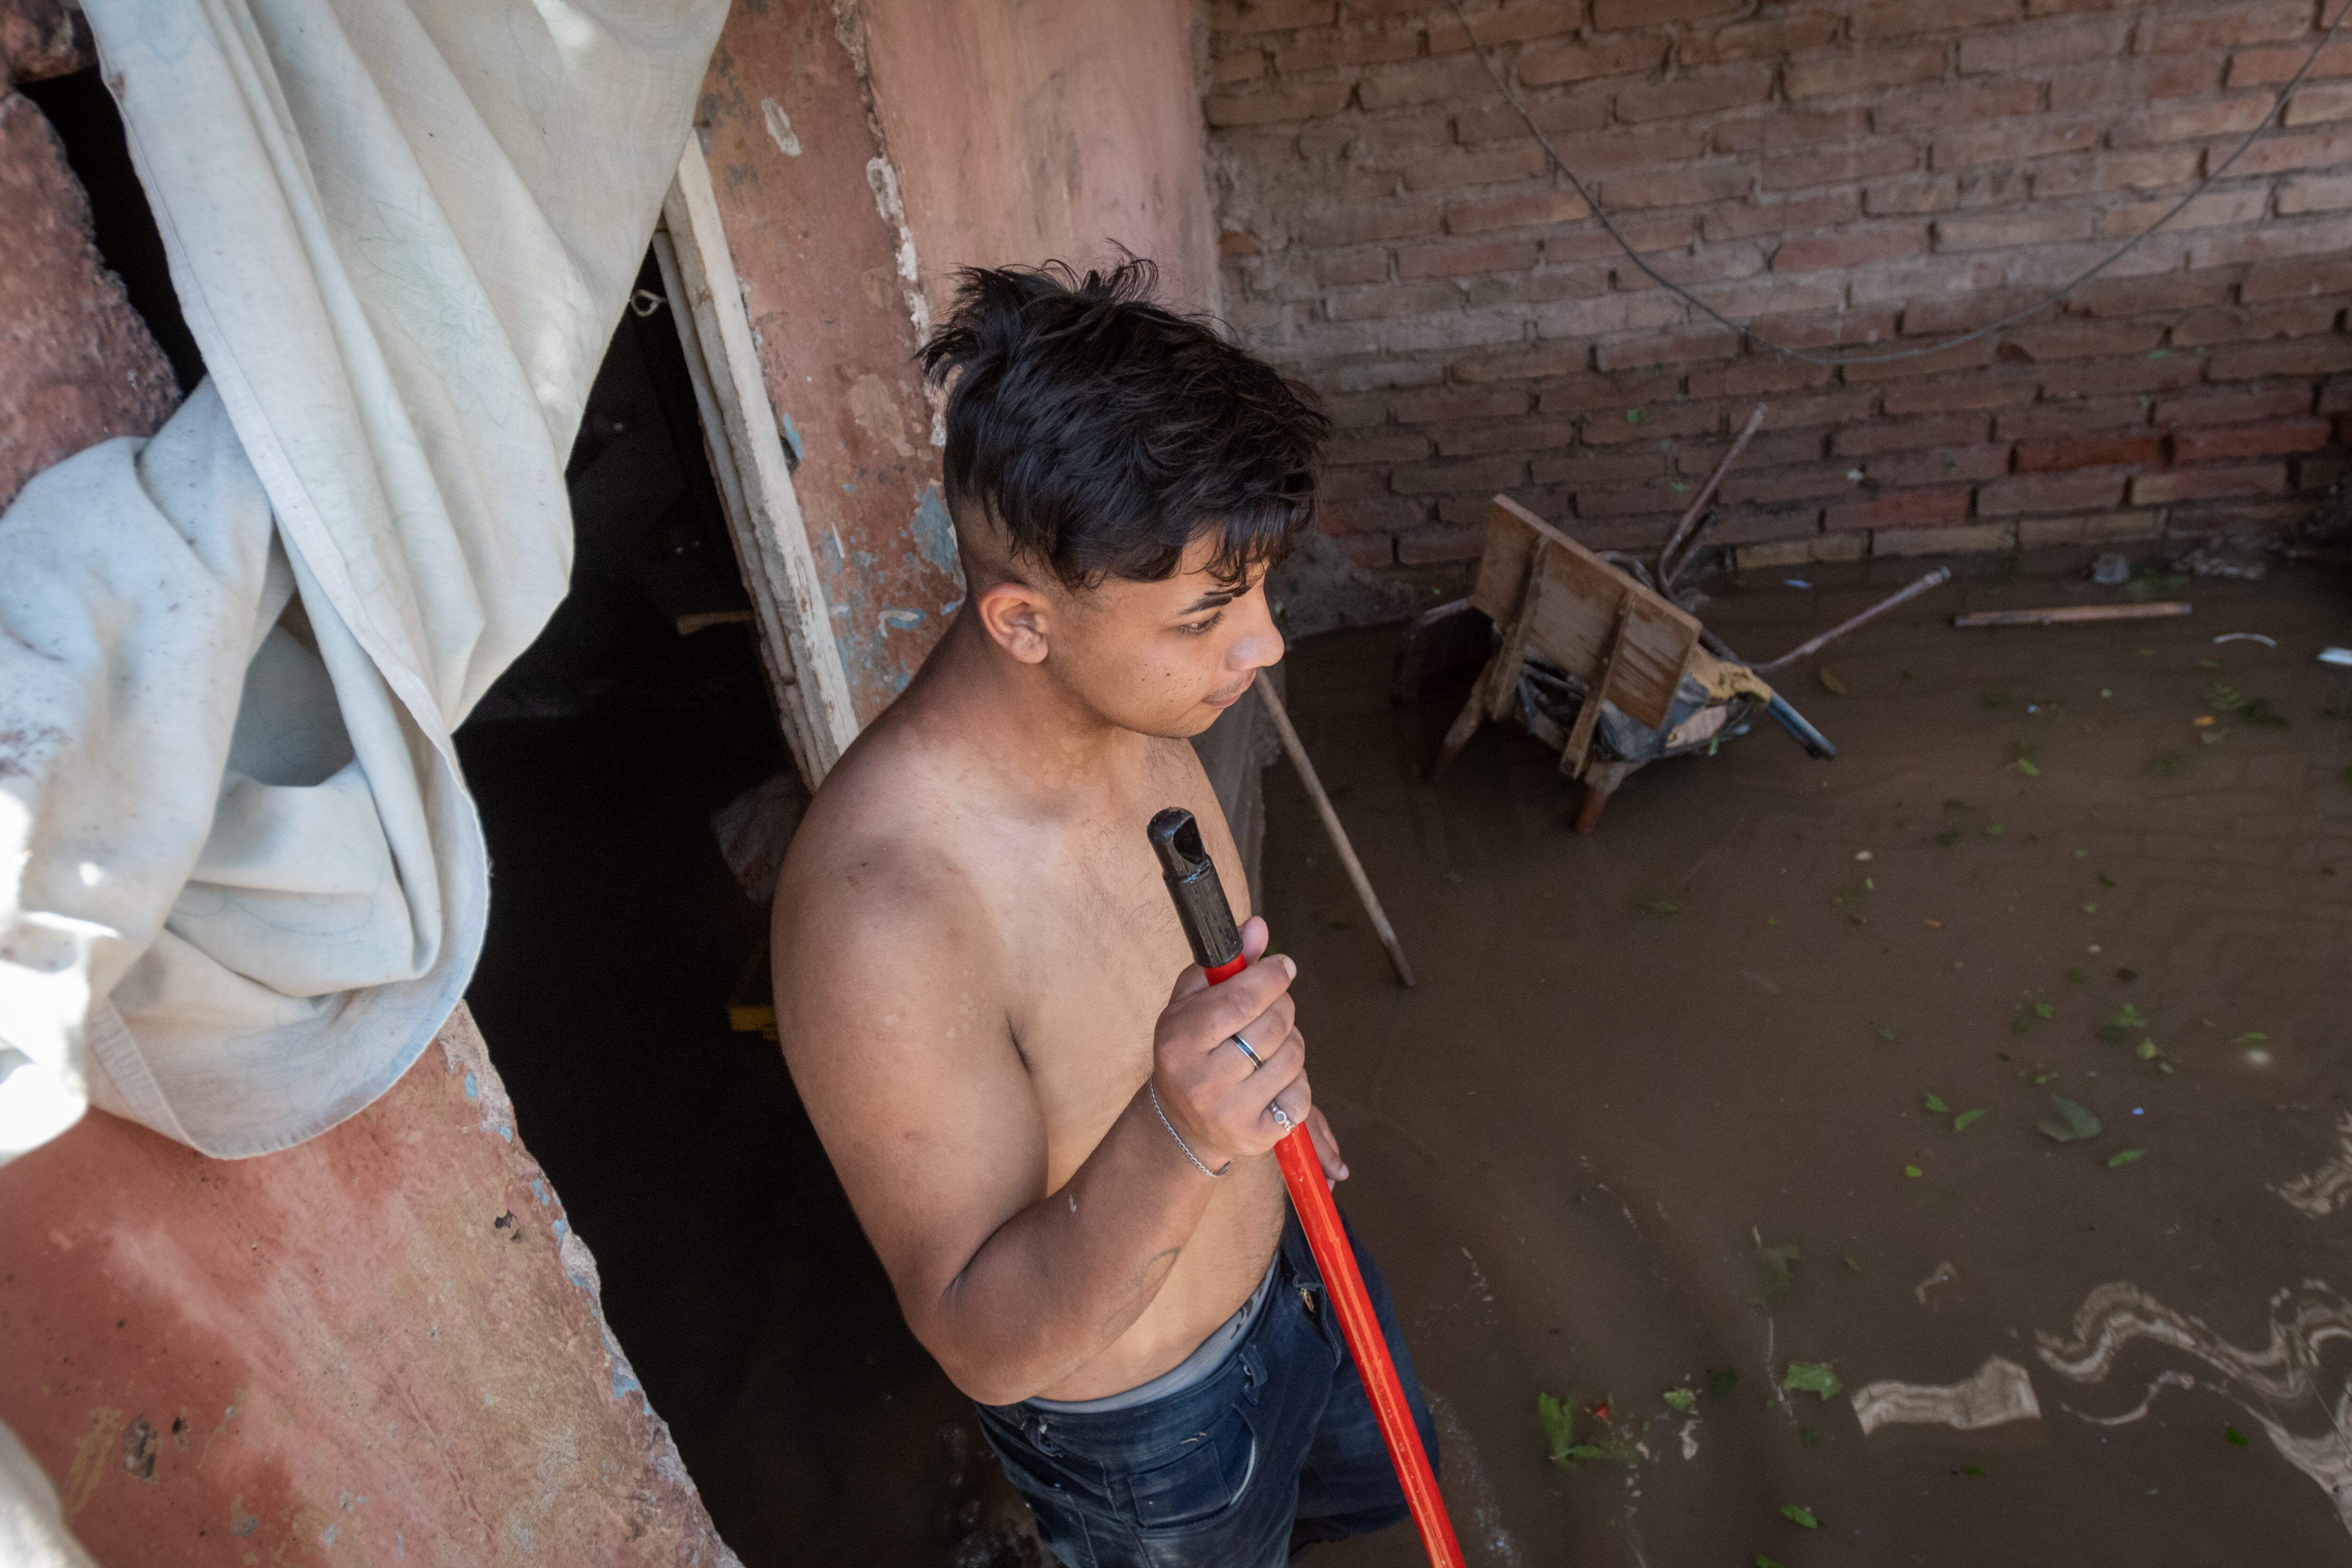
[1231, 1033, 1264, 1071]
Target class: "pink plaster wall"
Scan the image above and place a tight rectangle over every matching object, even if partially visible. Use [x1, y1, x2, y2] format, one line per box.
[861, 0, 1221, 315]
[0, 1007, 736, 1567]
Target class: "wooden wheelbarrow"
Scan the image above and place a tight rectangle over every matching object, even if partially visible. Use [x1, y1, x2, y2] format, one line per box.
[1426, 496, 1844, 832]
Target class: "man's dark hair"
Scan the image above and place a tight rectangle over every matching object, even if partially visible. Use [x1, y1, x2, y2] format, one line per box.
[919, 258, 1330, 589]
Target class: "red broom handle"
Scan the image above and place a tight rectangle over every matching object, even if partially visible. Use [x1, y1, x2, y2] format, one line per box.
[1197, 962, 1463, 1568]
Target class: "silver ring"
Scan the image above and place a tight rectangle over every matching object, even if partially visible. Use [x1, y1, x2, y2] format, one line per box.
[1231, 1033, 1264, 1070]
[1270, 1103, 1294, 1133]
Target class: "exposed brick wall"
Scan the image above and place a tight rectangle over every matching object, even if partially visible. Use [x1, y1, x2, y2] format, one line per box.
[1204, 0, 2352, 571]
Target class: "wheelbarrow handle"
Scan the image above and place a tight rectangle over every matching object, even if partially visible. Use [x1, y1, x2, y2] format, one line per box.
[1147, 810, 1464, 1568]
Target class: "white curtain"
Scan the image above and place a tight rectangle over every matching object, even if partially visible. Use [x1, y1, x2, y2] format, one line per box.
[0, 0, 728, 1162]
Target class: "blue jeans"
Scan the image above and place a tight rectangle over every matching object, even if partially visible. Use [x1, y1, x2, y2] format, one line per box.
[975, 1209, 1439, 1568]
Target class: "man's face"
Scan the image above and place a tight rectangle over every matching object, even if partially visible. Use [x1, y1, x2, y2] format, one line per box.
[1043, 534, 1285, 739]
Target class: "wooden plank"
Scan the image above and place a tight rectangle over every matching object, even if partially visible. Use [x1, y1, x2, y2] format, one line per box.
[1470, 495, 1699, 730]
[662, 147, 861, 781]
[1562, 588, 1636, 778]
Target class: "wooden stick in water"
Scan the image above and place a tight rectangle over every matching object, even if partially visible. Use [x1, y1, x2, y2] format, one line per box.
[1254, 673, 1416, 987]
[1953, 601, 2192, 628]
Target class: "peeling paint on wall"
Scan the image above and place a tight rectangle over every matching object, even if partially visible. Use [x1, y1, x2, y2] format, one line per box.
[911, 483, 960, 580]
[759, 98, 801, 157]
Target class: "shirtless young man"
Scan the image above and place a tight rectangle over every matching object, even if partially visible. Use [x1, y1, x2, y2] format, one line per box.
[770, 261, 1438, 1566]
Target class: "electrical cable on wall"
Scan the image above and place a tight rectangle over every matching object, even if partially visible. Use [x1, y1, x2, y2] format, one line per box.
[1445, 0, 2352, 367]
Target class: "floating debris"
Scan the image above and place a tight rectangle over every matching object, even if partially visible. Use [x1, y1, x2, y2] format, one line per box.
[1851, 1356, 2041, 1437]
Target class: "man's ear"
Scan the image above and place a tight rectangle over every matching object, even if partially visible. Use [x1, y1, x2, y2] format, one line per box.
[975, 578, 1053, 665]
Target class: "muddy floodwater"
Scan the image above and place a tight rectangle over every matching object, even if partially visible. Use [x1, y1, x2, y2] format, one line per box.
[1278, 555, 2352, 1567]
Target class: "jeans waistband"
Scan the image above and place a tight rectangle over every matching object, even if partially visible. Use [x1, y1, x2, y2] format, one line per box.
[1025, 1246, 1283, 1415]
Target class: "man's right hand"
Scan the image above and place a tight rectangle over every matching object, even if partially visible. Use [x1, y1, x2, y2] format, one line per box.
[1150, 915, 1310, 1173]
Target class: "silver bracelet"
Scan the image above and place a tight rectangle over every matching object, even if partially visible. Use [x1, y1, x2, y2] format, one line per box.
[1148, 1081, 1230, 1179]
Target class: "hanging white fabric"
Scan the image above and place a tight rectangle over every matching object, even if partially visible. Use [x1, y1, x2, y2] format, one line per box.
[0, 0, 726, 1161]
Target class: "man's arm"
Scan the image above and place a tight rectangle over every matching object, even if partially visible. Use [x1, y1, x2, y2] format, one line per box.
[771, 860, 1310, 1406]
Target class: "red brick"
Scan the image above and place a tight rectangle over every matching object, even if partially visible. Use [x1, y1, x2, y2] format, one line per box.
[1328, 428, 1435, 464]
[1333, 358, 1446, 393]
[1762, 227, 1918, 273]
[2137, 1, 2312, 54]
[1994, 395, 2150, 438]
[1210, 45, 1265, 86]
[1445, 187, 1592, 234]
[1598, 164, 1756, 210]
[1612, 244, 1768, 293]
[2208, 336, 2352, 379]
[1519, 127, 1711, 177]
[1452, 95, 1614, 146]
[1204, 83, 1355, 127]
[1683, 11, 1843, 64]
[1711, 108, 1871, 156]
[1834, 412, 1992, 455]
[1899, 287, 2047, 335]
[2046, 57, 2220, 111]
[1462, 265, 1610, 306]
[1428, 415, 1581, 458]
[2225, 127, 2352, 178]
[2171, 418, 2337, 462]
[1313, 248, 1391, 286]
[1545, 217, 1697, 260]
[2014, 433, 2165, 471]
[2038, 352, 2208, 398]
[1451, 342, 1590, 382]
[2109, 97, 2274, 148]
[2284, 81, 2352, 127]
[2230, 255, 2352, 303]
[2296, 451, 2349, 489]
[1855, 0, 2018, 40]
[2128, 463, 2289, 504]
[1673, 429, 1833, 474]
[1824, 486, 1974, 530]
[2068, 272, 2237, 316]
[1209, 0, 1335, 31]
[1404, 144, 1552, 192]
[1573, 482, 1688, 518]
[2172, 300, 2344, 348]
[1863, 444, 2015, 486]
[2006, 319, 2168, 361]
[1978, 468, 2130, 513]
[1391, 454, 1529, 494]
[1536, 368, 1683, 412]
[1580, 399, 1725, 442]
[1391, 383, 1534, 422]
[2031, 147, 2203, 199]
[1516, 32, 1669, 88]
[1763, 141, 1920, 190]
[2328, 377, 2352, 414]
[1593, 326, 1742, 370]
[2153, 385, 2315, 426]
[1879, 368, 2041, 414]
[1533, 288, 1699, 339]
[1592, 0, 1743, 25]
[1319, 463, 1398, 502]
[1395, 523, 1485, 565]
[1875, 79, 2046, 135]
[1687, 357, 1839, 398]
[1757, 388, 1882, 427]
[2099, 187, 2270, 239]
[1709, 286, 1874, 329]
[1935, 207, 2097, 249]
[1615, 66, 1777, 124]
[1530, 449, 1668, 486]
[1424, 3, 1582, 53]
[2226, 40, 2352, 90]
[1327, 280, 1474, 321]
[1396, 238, 1535, 279]
[1277, 29, 1423, 72]
[1865, 175, 1961, 215]
[1299, 203, 1443, 247]
[1319, 495, 1422, 536]
[2188, 215, 2352, 269]
[1931, 117, 2098, 170]
[1359, 55, 1502, 112]
[1785, 46, 1945, 100]
[1958, 16, 2128, 72]
[2280, 173, 2352, 215]
[1840, 337, 2001, 382]
[1721, 462, 1867, 505]
[1702, 191, 1862, 242]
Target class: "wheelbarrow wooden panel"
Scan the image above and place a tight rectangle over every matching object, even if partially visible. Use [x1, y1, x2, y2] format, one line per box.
[1465, 496, 1701, 731]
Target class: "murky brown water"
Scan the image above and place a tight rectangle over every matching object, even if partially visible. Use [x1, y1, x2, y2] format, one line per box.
[1272, 553, 2352, 1567]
